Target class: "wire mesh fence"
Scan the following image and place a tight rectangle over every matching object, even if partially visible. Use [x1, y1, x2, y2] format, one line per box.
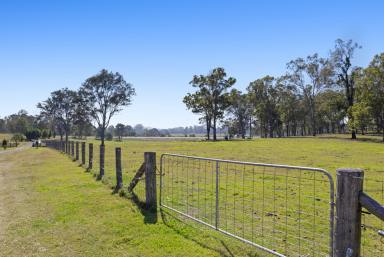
[160, 154, 335, 257]
[44, 139, 384, 256]
[361, 174, 384, 257]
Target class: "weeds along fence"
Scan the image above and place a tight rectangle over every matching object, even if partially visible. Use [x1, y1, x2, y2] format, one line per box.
[44, 140, 384, 257]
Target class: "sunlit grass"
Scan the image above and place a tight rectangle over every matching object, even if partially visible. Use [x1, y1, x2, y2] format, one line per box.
[0, 147, 263, 257]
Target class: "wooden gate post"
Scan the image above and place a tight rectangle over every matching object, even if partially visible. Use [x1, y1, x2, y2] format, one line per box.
[335, 168, 364, 257]
[75, 142, 79, 161]
[144, 152, 157, 211]
[88, 143, 93, 171]
[115, 147, 123, 191]
[81, 142, 85, 165]
[99, 145, 105, 179]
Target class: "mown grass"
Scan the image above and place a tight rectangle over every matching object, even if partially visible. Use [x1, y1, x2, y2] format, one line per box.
[3, 136, 384, 256]
[82, 135, 384, 179]
[73, 135, 384, 256]
[0, 147, 263, 257]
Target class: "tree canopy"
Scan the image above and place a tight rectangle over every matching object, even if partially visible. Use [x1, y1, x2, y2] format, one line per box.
[80, 69, 135, 145]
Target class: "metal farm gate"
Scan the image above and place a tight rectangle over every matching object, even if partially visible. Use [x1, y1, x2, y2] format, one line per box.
[160, 154, 335, 257]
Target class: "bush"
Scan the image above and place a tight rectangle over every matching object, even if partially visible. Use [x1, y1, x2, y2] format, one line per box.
[2, 139, 7, 149]
[11, 133, 25, 146]
[106, 132, 113, 141]
[25, 129, 41, 140]
[41, 130, 49, 139]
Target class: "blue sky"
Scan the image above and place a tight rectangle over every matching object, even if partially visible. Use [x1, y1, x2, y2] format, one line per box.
[1, 0, 383, 128]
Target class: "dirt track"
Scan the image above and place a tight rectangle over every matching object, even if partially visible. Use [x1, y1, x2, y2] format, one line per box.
[0, 142, 31, 243]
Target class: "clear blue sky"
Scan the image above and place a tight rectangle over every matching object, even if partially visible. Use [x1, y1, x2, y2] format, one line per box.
[1, 0, 383, 128]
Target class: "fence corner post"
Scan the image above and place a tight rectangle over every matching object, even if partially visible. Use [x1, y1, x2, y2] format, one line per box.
[115, 147, 123, 191]
[335, 168, 364, 257]
[144, 152, 157, 212]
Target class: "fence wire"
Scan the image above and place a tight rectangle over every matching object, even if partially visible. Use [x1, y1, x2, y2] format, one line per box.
[160, 154, 335, 257]
[361, 174, 384, 257]
[44, 140, 384, 256]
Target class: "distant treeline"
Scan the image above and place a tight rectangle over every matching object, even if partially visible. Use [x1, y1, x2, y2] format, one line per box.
[0, 110, 210, 139]
[2, 39, 384, 142]
[183, 39, 384, 141]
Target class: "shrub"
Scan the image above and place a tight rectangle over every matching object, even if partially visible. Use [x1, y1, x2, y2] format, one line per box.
[25, 129, 41, 140]
[11, 134, 25, 146]
[41, 130, 49, 139]
[106, 132, 113, 141]
[2, 139, 7, 149]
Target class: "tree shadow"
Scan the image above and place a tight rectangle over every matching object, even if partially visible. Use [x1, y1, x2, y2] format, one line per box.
[159, 209, 237, 257]
[317, 134, 384, 144]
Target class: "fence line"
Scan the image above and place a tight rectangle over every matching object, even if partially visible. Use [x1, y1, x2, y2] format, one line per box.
[44, 140, 384, 257]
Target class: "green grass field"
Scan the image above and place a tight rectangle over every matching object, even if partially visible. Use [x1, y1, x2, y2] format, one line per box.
[82, 135, 384, 180]
[1, 136, 383, 256]
[0, 147, 264, 257]
[73, 135, 384, 256]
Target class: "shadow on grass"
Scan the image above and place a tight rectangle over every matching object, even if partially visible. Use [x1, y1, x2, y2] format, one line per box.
[126, 191, 157, 224]
[317, 134, 384, 144]
[160, 209, 240, 257]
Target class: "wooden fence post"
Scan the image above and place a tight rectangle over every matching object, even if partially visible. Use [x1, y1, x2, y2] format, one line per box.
[81, 142, 85, 165]
[144, 152, 157, 211]
[335, 168, 364, 257]
[99, 145, 105, 179]
[88, 143, 93, 170]
[75, 142, 79, 161]
[115, 147, 123, 191]
[71, 141, 74, 157]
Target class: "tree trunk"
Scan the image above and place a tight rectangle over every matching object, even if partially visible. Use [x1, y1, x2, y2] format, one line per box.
[101, 126, 105, 146]
[286, 124, 289, 137]
[361, 127, 365, 135]
[382, 114, 384, 142]
[249, 118, 252, 138]
[311, 112, 316, 136]
[213, 118, 217, 141]
[205, 117, 210, 140]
